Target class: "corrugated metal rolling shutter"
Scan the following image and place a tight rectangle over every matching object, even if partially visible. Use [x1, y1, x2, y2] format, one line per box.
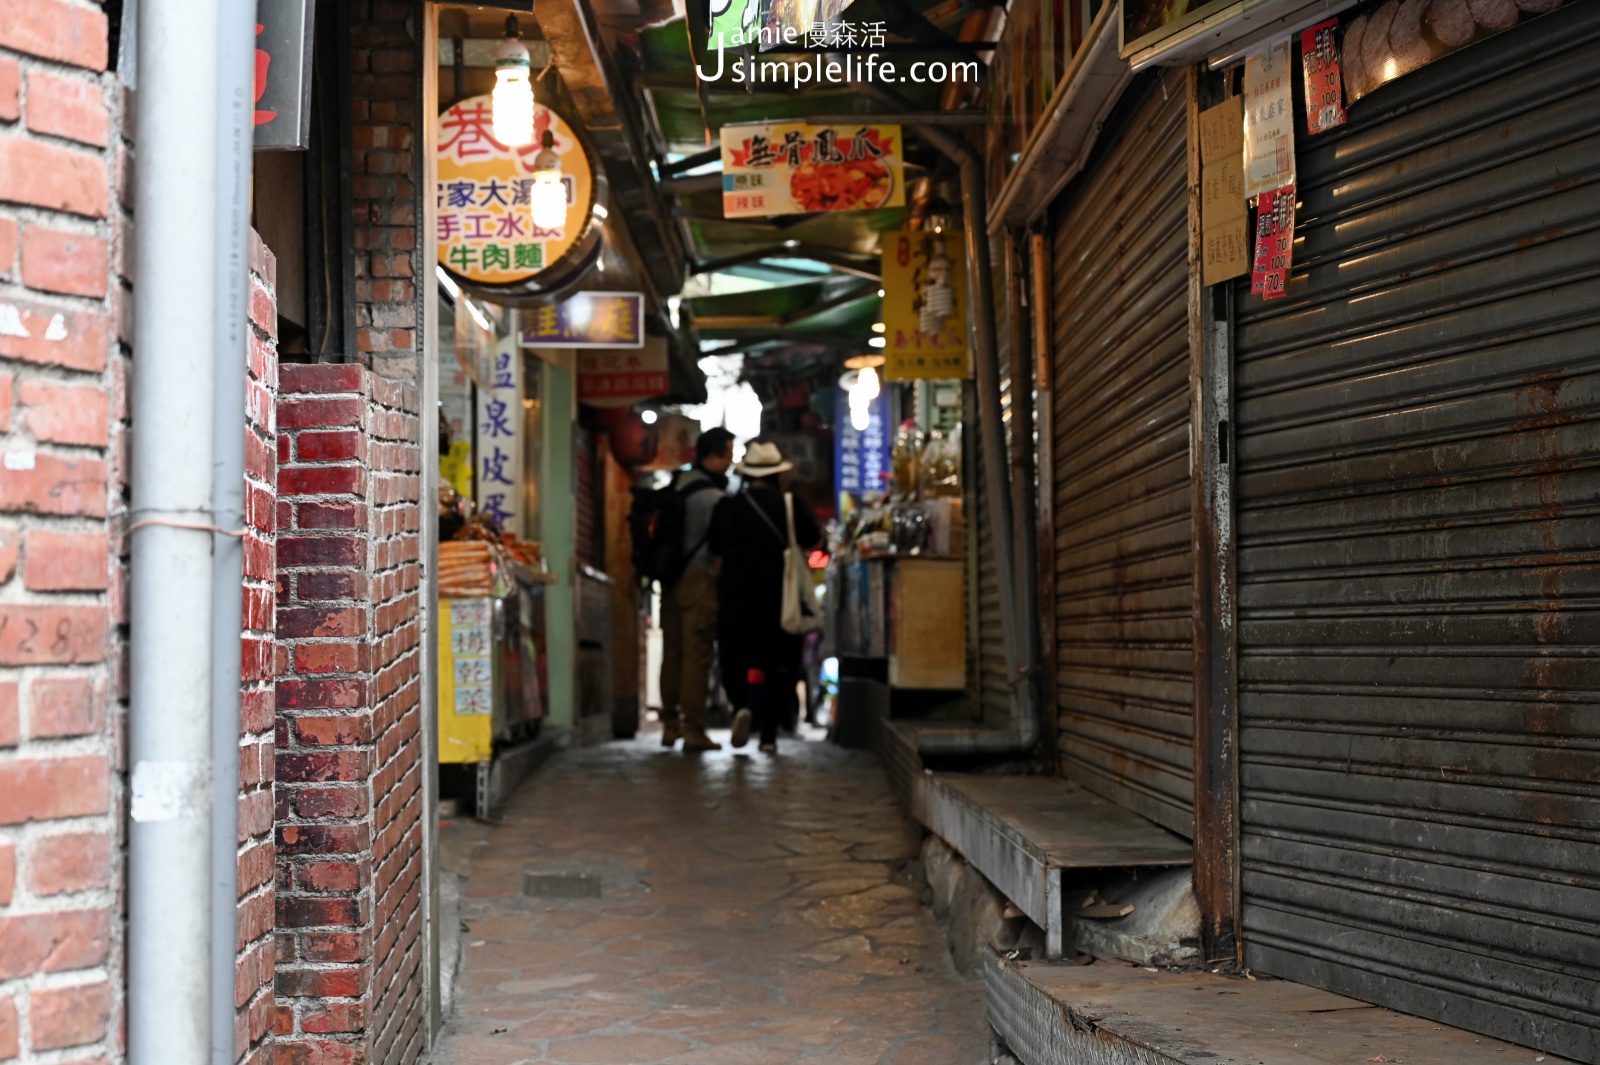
[1233, 5, 1600, 1060]
[1049, 78, 1194, 838]
[971, 234, 1015, 730]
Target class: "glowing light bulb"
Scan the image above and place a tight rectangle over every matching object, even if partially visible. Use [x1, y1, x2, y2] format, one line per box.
[492, 19, 535, 147]
[529, 130, 567, 231]
[843, 366, 880, 432]
[641, 409, 658, 424]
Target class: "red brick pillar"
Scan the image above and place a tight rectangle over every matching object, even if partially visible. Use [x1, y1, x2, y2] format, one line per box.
[0, 4, 121, 1063]
[238, 232, 281, 1065]
[273, 365, 423, 1065]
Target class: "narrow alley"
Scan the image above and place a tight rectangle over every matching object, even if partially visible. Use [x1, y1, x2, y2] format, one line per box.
[432, 732, 988, 1065]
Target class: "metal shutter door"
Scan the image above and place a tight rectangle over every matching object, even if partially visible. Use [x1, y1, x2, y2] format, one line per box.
[1050, 80, 1194, 838]
[971, 234, 1015, 730]
[1233, 4, 1600, 1060]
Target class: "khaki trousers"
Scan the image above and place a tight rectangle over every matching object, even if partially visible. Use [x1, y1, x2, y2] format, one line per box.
[658, 565, 717, 738]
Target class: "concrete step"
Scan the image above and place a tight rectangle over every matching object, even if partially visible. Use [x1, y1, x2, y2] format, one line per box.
[986, 952, 1570, 1065]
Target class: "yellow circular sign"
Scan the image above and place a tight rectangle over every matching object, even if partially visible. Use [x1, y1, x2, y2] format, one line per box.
[436, 96, 595, 287]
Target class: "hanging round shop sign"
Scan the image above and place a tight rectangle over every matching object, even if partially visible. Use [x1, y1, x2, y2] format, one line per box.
[436, 96, 603, 298]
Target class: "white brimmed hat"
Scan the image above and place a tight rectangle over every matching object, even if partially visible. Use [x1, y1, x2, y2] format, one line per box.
[735, 440, 793, 478]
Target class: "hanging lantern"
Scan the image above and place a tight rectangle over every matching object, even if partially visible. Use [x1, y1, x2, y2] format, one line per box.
[529, 130, 568, 231]
[491, 16, 535, 148]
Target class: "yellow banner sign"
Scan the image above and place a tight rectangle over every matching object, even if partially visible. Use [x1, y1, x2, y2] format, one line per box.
[720, 122, 904, 219]
[881, 229, 971, 381]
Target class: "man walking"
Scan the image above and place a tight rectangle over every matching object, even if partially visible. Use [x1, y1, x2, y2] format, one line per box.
[658, 427, 735, 751]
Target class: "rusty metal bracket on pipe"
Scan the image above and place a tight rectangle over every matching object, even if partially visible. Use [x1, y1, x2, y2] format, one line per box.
[858, 83, 1042, 758]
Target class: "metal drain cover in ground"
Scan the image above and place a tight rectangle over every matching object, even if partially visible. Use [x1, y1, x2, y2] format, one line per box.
[523, 872, 602, 898]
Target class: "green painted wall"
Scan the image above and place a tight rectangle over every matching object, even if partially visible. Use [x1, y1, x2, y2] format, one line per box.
[540, 356, 576, 728]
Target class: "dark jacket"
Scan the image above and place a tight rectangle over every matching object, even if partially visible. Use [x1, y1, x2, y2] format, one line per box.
[709, 484, 823, 688]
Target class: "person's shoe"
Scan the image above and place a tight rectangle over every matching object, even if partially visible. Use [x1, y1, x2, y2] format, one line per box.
[759, 742, 777, 755]
[660, 721, 681, 747]
[682, 733, 722, 752]
[730, 709, 752, 748]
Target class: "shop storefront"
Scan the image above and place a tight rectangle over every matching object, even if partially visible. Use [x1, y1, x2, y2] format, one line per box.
[972, 0, 1600, 1058]
[1225, 0, 1600, 1052]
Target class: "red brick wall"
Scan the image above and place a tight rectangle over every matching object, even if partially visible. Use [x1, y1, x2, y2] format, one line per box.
[273, 365, 423, 1065]
[0, 3, 120, 1062]
[239, 232, 281, 1065]
[349, 1, 422, 384]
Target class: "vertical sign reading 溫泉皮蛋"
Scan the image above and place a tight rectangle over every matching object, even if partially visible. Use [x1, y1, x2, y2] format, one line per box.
[475, 328, 523, 533]
[1243, 37, 1295, 197]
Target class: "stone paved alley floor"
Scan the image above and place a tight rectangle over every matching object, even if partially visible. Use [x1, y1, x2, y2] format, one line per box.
[431, 730, 989, 1065]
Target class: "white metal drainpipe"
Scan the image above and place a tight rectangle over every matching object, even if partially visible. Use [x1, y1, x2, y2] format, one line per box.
[210, 3, 256, 1065]
[126, 2, 254, 1064]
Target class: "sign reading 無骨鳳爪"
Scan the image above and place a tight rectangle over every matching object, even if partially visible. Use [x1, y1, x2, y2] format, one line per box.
[519, 292, 645, 349]
[881, 229, 971, 381]
[720, 122, 904, 219]
[437, 97, 594, 289]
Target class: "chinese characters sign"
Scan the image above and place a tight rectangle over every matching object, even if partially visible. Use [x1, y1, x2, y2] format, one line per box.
[720, 122, 904, 219]
[1301, 19, 1347, 135]
[1251, 184, 1296, 300]
[475, 336, 523, 533]
[253, 0, 313, 150]
[834, 384, 890, 513]
[1199, 96, 1248, 287]
[1243, 37, 1295, 197]
[577, 335, 669, 408]
[881, 229, 971, 381]
[519, 292, 644, 349]
[437, 97, 593, 288]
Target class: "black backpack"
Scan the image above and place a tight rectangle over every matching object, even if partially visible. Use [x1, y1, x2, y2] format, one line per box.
[628, 475, 718, 585]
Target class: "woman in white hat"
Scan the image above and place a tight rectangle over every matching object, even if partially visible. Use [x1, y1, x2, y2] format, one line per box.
[707, 440, 822, 754]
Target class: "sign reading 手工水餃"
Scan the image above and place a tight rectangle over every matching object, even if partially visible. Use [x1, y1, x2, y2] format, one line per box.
[881, 229, 971, 381]
[519, 292, 645, 349]
[720, 122, 904, 219]
[436, 97, 594, 288]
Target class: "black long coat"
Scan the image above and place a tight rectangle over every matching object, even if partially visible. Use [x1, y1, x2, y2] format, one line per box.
[709, 484, 822, 704]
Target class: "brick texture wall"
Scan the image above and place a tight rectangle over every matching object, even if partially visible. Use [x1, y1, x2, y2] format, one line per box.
[273, 364, 423, 1065]
[349, 1, 423, 385]
[239, 232, 281, 1065]
[0, 3, 121, 1063]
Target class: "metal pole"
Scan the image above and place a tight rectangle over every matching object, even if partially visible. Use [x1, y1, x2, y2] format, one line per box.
[860, 83, 1040, 757]
[210, 3, 256, 1064]
[128, 1, 224, 1063]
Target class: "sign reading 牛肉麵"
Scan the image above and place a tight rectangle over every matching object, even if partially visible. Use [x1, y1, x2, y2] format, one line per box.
[720, 122, 904, 219]
[519, 292, 645, 349]
[436, 98, 594, 288]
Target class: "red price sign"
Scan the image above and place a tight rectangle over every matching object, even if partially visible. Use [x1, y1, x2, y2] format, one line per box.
[1251, 184, 1297, 301]
[1301, 19, 1348, 135]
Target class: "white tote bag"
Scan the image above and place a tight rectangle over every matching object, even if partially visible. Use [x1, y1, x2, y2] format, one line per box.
[780, 493, 823, 635]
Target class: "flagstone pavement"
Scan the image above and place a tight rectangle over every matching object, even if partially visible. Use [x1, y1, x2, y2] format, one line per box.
[429, 727, 989, 1065]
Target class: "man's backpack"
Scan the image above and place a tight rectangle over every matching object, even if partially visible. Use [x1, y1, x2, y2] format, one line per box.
[628, 476, 717, 586]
